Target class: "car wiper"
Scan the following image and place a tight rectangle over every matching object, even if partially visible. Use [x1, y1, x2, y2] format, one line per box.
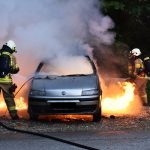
[47, 75, 58, 79]
[34, 74, 48, 79]
[63, 74, 88, 77]
[34, 76, 46, 79]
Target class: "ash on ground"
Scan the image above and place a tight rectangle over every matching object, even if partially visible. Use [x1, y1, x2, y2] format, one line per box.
[1, 107, 150, 134]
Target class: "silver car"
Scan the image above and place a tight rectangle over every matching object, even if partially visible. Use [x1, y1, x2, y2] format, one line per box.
[28, 56, 102, 122]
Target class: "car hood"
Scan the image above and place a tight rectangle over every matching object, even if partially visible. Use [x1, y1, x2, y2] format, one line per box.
[30, 75, 99, 96]
[32, 75, 98, 89]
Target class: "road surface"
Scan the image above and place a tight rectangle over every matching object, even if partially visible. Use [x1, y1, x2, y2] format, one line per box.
[0, 128, 150, 150]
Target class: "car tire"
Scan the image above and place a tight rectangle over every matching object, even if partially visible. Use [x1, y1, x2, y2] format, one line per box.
[29, 113, 39, 121]
[93, 107, 101, 122]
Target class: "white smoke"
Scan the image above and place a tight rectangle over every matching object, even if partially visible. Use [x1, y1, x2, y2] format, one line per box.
[0, 0, 115, 77]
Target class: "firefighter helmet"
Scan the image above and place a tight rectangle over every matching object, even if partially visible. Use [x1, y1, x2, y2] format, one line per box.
[6, 40, 16, 52]
[131, 48, 141, 56]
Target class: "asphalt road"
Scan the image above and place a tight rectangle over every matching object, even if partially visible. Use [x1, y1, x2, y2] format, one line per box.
[1, 107, 150, 150]
[1, 129, 150, 150]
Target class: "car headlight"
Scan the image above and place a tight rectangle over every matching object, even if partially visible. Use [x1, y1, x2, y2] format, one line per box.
[82, 89, 99, 96]
[29, 90, 46, 96]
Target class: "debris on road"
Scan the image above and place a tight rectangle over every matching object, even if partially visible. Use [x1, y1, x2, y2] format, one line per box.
[0, 107, 150, 134]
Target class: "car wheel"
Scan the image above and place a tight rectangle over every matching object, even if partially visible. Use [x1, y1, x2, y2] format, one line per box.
[29, 113, 39, 121]
[93, 107, 101, 122]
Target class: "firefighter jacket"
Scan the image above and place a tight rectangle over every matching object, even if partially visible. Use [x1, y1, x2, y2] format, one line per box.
[128, 57, 145, 77]
[0, 47, 19, 83]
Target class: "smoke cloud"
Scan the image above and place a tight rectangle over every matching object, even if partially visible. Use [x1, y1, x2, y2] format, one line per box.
[0, 0, 117, 113]
[0, 0, 115, 76]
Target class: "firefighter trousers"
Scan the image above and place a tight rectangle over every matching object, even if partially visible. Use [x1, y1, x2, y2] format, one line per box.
[0, 82, 18, 118]
[134, 77, 148, 105]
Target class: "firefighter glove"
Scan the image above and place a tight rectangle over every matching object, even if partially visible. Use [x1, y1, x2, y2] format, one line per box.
[9, 83, 17, 93]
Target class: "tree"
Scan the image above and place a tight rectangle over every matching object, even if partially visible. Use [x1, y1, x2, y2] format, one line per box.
[101, 0, 150, 53]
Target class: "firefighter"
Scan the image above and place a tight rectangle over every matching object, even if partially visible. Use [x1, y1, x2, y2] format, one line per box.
[143, 55, 150, 105]
[0, 40, 19, 119]
[143, 56, 150, 77]
[128, 48, 148, 105]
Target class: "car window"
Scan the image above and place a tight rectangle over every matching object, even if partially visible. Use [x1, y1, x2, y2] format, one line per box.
[38, 56, 94, 76]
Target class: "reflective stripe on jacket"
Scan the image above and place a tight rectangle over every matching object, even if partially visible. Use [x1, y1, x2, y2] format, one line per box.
[128, 58, 145, 77]
[0, 51, 19, 83]
[134, 58, 144, 76]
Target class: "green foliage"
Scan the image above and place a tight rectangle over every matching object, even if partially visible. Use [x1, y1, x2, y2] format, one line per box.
[102, 1, 125, 11]
[101, 0, 150, 52]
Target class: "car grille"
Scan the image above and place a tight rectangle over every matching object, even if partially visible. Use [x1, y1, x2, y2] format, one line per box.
[29, 103, 97, 114]
[28, 98, 99, 114]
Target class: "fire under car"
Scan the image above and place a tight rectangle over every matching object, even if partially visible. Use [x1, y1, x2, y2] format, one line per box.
[28, 56, 102, 122]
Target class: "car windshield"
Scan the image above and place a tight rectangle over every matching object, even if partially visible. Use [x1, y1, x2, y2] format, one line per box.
[38, 56, 94, 76]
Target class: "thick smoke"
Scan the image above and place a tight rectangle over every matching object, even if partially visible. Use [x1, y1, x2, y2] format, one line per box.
[0, 0, 116, 105]
[0, 0, 115, 76]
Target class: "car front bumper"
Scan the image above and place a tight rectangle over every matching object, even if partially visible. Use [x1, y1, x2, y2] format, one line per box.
[28, 95, 100, 115]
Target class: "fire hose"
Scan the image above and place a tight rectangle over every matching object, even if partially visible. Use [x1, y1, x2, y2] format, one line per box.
[14, 77, 33, 97]
[3, 77, 34, 116]
[13, 62, 45, 96]
[0, 121, 99, 150]
[0, 76, 100, 150]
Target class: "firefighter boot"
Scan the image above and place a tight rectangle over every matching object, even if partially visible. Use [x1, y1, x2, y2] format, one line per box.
[141, 95, 148, 106]
[10, 110, 19, 120]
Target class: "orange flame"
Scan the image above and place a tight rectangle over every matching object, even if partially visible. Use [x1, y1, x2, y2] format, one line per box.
[15, 97, 27, 110]
[0, 100, 6, 109]
[0, 95, 28, 118]
[102, 81, 142, 116]
[0, 79, 142, 120]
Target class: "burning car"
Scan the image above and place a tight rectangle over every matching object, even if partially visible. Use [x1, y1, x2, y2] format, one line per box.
[28, 56, 102, 122]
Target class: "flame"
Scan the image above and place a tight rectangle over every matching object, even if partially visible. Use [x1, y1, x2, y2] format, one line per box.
[0, 79, 142, 120]
[0, 101, 6, 109]
[102, 81, 142, 116]
[0, 95, 28, 118]
[15, 97, 27, 110]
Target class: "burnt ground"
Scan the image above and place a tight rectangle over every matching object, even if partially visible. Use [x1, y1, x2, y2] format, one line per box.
[0, 107, 150, 134]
